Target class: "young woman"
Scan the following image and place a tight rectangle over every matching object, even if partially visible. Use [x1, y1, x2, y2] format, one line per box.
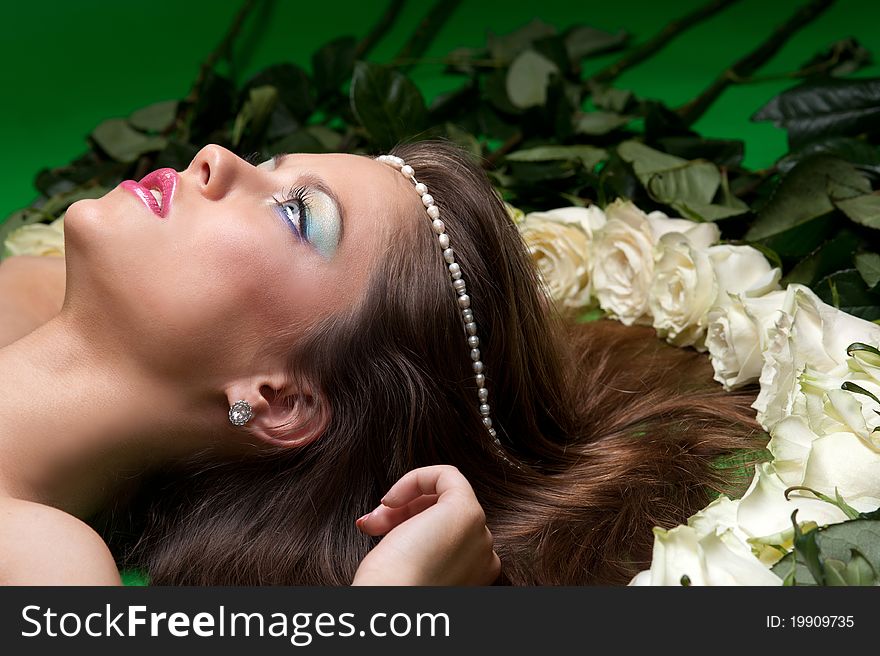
[0, 141, 764, 585]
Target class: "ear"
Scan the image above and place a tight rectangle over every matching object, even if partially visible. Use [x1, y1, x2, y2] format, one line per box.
[225, 372, 330, 448]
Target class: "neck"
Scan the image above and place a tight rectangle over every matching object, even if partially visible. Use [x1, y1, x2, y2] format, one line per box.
[0, 311, 208, 519]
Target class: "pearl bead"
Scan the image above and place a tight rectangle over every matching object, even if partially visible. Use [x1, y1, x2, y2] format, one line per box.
[475, 374, 485, 387]
[482, 417, 493, 428]
[414, 182, 427, 195]
[401, 164, 414, 177]
[432, 219, 445, 234]
[390, 156, 404, 166]
[479, 404, 491, 416]
[451, 269, 461, 280]
[472, 360, 484, 373]
[439, 234, 450, 249]
[457, 288, 468, 296]
[468, 335, 479, 348]
[426, 206, 440, 220]
[470, 348, 480, 361]
[443, 248, 455, 264]
[457, 294, 471, 309]
[449, 263, 460, 276]
[453, 279, 466, 292]
[489, 428, 497, 439]
[465, 322, 477, 335]
[478, 388, 489, 402]
[421, 194, 434, 207]
[462, 309, 474, 322]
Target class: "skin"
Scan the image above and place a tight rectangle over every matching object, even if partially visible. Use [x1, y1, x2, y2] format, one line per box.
[0, 145, 501, 585]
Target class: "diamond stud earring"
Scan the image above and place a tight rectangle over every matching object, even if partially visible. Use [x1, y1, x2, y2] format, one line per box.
[228, 399, 254, 426]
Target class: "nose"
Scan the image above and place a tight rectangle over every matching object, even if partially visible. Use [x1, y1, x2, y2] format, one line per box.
[188, 144, 249, 201]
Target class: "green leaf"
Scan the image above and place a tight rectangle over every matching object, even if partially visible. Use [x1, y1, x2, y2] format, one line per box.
[244, 63, 313, 121]
[505, 50, 559, 109]
[189, 71, 235, 141]
[784, 485, 860, 520]
[590, 85, 635, 113]
[847, 341, 880, 358]
[617, 140, 747, 221]
[575, 111, 631, 135]
[656, 136, 744, 169]
[562, 25, 628, 62]
[312, 36, 356, 98]
[799, 38, 873, 79]
[792, 511, 825, 585]
[506, 145, 607, 170]
[844, 548, 877, 585]
[231, 85, 279, 147]
[487, 19, 557, 63]
[816, 269, 880, 321]
[90, 118, 167, 163]
[855, 252, 880, 289]
[129, 100, 178, 133]
[267, 129, 325, 155]
[834, 193, 880, 229]
[823, 558, 849, 585]
[752, 77, 880, 148]
[305, 125, 344, 152]
[745, 155, 870, 241]
[350, 62, 427, 150]
[776, 136, 880, 174]
[841, 381, 880, 405]
[781, 229, 861, 287]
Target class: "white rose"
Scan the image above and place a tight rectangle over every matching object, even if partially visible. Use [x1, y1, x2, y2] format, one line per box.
[752, 285, 880, 431]
[518, 213, 596, 312]
[648, 232, 717, 348]
[766, 410, 880, 510]
[524, 205, 607, 237]
[628, 496, 781, 586]
[766, 414, 816, 486]
[706, 244, 781, 309]
[800, 366, 880, 445]
[590, 199, 656, 326]
[645, 209, 720, 250]
[3, 217, 65, 258]
[736, 462, 850, 541]
[801, 431, 880, 509]
[705, 290, 788, 390]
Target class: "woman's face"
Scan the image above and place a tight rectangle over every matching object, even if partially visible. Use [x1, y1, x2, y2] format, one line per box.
[62, 145, 422, 382]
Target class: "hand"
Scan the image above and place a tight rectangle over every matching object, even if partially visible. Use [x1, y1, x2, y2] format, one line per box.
[351, 465, 501, 586]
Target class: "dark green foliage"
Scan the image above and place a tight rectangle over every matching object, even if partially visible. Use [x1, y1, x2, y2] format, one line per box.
[1, 10, 878, 318]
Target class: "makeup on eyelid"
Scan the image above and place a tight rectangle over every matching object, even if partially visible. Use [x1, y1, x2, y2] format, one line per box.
[257, 155, 343, 259]
[274, 187, 342, 260]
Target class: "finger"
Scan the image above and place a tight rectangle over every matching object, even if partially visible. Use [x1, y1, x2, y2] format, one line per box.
[380, 465, 471, 508]
[356, 494, 439, 536]
[486, 551, 502, 585]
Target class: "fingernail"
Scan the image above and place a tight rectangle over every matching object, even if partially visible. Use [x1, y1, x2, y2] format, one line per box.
[356, 513, 369, 523]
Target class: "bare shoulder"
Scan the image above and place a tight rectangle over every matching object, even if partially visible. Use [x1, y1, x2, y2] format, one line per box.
[0, 496, 121, 585]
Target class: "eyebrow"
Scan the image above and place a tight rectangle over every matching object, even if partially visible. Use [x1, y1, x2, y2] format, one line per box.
[272, 153, 346, 250]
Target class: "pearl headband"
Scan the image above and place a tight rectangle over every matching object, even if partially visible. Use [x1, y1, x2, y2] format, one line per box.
[376, 154, 502, 452]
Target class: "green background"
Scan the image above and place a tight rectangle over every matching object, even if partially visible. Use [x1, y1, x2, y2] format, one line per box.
[1, 0, 878, 220]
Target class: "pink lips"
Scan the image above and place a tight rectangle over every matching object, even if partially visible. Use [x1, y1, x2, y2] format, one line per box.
[120, 168, 178, 218]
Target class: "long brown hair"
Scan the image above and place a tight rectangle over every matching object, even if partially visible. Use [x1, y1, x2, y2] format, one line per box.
[105, 141, 767, 585]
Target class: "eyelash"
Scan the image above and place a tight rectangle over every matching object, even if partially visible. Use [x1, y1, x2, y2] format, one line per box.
[273, 186, 312, 243]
